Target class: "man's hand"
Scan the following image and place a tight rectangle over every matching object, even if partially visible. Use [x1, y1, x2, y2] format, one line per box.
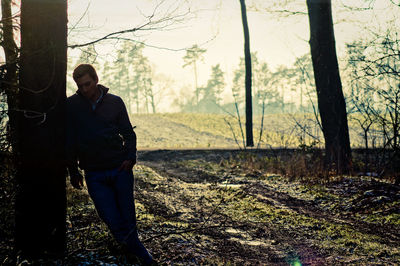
[70, 173, 84, 189]
[118, 159, 136, 171]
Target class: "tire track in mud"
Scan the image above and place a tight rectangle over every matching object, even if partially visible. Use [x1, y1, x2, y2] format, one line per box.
[135, 162, 287, 264]
[137, 160, 329, 265]
[242, 182, 400, 247]
[137, 150, 400, 265]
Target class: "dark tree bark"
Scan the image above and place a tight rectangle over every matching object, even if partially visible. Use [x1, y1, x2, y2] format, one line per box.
[306, 0, 352, 174]
[239, 0, 254, 147]
[1, 0, 19, 148]
[15, 0, 67, 257]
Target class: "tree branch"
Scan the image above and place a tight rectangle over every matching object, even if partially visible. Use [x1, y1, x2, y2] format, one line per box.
[68, 1, 192, 49]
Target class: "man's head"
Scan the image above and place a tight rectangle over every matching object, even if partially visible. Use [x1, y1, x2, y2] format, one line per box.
[73, 64, 99, 101]
[73, 64, 98, 83]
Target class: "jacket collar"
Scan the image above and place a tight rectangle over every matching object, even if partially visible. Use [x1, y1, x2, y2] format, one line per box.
[76, 84, 109, 109]
[76, 84, 109, 98]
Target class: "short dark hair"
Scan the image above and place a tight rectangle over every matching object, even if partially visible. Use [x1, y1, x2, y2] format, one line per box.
[73, 64, 98, 82]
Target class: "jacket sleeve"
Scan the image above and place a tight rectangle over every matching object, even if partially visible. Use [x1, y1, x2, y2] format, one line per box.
[117, 97, 137, 161]
[66, 101, 80, 176]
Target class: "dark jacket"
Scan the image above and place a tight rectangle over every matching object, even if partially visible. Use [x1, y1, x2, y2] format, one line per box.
[66, 85, 136, 172]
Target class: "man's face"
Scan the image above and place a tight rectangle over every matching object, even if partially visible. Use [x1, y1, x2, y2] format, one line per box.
[76, 73, 98, 101]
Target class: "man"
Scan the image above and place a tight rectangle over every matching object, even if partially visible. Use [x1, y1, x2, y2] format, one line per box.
[66, 64, 153, 264]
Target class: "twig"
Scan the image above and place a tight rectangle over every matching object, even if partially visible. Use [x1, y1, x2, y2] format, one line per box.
[68, 2, 91, 36]
[256, 100, 266, 149]
[235, 101, 246, 149]
[224, 118, 242, 150]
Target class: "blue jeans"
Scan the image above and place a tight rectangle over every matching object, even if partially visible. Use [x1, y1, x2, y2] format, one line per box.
[85, 167, 152, 264]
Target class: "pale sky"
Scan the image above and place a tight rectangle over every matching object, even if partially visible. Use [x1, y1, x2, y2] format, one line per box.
[0, 0, 395, 113]
[68, 0, 310, 84]
[53, 0, 400, 111]
[1, 0, 396, 84]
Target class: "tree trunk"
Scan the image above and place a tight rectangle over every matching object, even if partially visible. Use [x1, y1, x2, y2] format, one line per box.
[364, 127, 369, 174]
[239, 0, 254, 147]
[306, 0, 352, 174]
[136, 88, 140, 113]
[1, 0, 19, 149]
[15, 0, 67, 257]
[150, 93, 156, 113]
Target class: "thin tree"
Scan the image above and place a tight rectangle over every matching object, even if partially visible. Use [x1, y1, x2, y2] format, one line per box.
[306, 0, 352, 174]
[254, 62, 277, 148]
[239, 0, 254, 147]
[204, 64, 225, 105]
[182, 44, 206, 105]
[114, 43, 130, 110]
[15, 0, 67, 257]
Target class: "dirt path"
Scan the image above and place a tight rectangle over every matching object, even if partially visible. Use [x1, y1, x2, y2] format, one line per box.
[136, 149, 400, 265]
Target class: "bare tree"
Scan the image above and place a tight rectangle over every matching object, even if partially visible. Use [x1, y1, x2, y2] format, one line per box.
[239, 0, 254, 147]
[306, 0, 352, 174]
[345, 7, 400, 181]
[68, 0, 191, 49]
[15, 0, 67, 257]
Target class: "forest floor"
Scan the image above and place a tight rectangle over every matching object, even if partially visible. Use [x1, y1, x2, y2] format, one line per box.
[1, 149, 400, 265]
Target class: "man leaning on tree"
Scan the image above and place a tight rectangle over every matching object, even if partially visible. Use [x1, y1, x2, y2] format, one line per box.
[66, 64, 154, 265]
